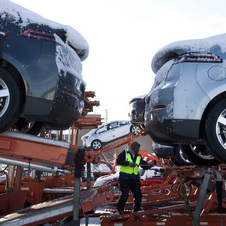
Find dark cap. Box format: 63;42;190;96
130;141;141;155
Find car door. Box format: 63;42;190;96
117;121;131;137
104;121;120;141
109;121;129;140
95;125;108;142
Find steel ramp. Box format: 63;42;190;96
0;195;74;225
0;185;118;225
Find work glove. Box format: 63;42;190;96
128;162;138;167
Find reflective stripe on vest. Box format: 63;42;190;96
120;149;141;175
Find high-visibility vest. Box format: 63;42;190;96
120;149;141;175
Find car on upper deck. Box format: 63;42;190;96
128;95;146;127
81;120;141;150
145;33;226;165
0;0;89;134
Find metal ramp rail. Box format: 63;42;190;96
0;184;118;225
0;166;224;225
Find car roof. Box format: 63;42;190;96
82;120;130;136
0;0;89;61
151;33;226;73
129;94;147;104
105;120;130;125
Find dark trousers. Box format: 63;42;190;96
116;178;142;212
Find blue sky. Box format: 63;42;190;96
10;0;226;122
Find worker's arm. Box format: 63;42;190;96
140;157;155;170
116;151;130;166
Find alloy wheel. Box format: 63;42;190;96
0;78;10;117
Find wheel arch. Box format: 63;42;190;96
0;59;26;108
200;91;226;138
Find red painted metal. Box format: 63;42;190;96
99;165;226;225
0;115;225;226
0;132;69;166
0;192;26;216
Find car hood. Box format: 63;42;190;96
151;33;226;74
81;128;97;139
0;0;89;61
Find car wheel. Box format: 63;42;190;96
0;68;23;132
13;118;44;135
171;146;192;166
91;139;102;150
180;145;220;166
204;99;226;163
130;125;140;135
19;121;43;135
170;158;182;166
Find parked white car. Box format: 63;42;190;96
94;167;163;187
81;120;140;150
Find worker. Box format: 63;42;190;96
116;141;155;214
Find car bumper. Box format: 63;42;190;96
145;82;202;145
130;115;144;125
145;114;201;145
82;140;91;148
152;147;175;158
46;88;84;129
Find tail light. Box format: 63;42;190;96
19;30;55;42
64;89;79;99
153;105;166;110
175;52;222;63
138;99;145;103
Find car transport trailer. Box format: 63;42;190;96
0;164;224;225
0;129;105;225
100;165;226;226
0;129;225;225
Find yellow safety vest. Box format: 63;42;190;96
120;149;141;175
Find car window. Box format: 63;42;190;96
119;121;129;126
96;126;107;134
108;122;119;130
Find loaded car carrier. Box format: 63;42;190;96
0;126;224;226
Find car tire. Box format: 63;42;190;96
13;118;44;135
204;99;226;163
20;121;43;135
130;125;140;135
180;145;220;166
171;146;192;166
0;67;23;132
170;157;182;166
91;139;103;150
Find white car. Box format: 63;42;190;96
94;167;163;187
81;120;140;150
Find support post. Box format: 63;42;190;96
179;177;194;226
6;165;15;191
85;162;91;226
194;170;211;226
87;162;91;190
14;166;23;192
72;147;85;226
